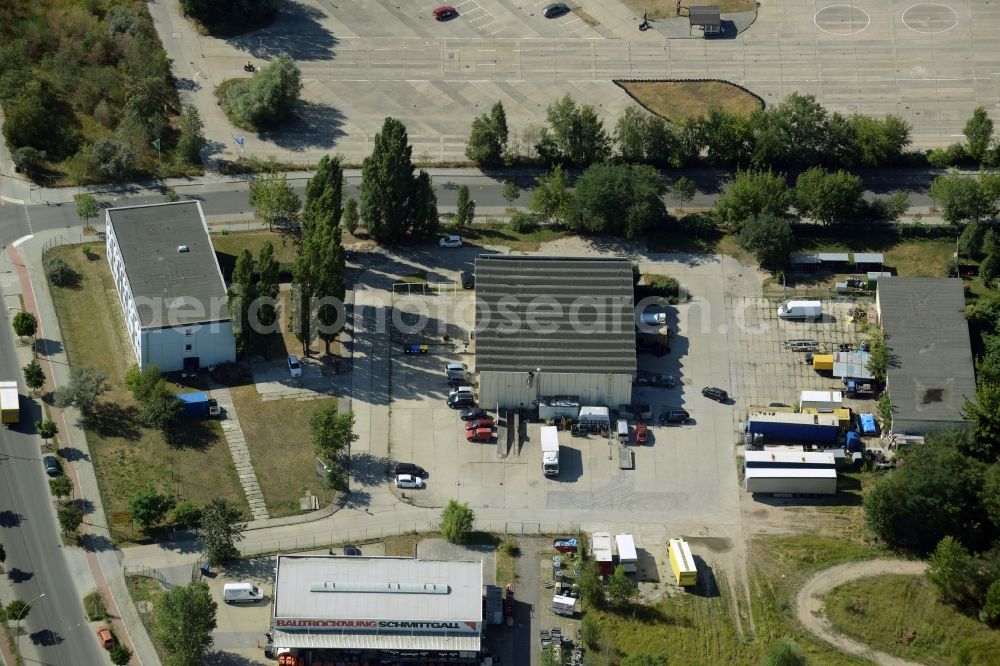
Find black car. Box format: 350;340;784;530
459;408;488;421
701;386;728;402
461;272;474;289
394;463;428;478
542;2;570;18
43;455;62;477
344;544;362;556
660;409;691;424
448;393;475;408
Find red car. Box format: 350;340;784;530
465;417;494;430
466;427;493;442
635;423;649;445
433;5;458;20
96;625;115;650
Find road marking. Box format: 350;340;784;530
12;235;33;248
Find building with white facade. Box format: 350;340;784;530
106;201;235;372
474;256;636;410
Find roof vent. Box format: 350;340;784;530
177;245;190;253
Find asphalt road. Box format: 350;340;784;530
0;307;108;666
0;167;949;246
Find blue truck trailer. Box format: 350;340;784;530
178;392;220;419
747;413;840;443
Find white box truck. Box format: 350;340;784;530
540;425;559;477
615;533;638;574
0;381;19;426
778;300;822;320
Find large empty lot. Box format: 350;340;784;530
152;0;1000;162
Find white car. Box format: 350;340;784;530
287;354;302;378
395;474;425;489
448;385;474;396
445;362;468;375
439;235;463;248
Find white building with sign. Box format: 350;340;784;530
271;554;484;662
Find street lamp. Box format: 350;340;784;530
16;592;45;660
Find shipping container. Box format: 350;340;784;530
747;413;840;443
744;467;837;495
615;534;638;574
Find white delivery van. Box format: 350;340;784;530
223;583;264;604
616;419;630;443
777;300;822;320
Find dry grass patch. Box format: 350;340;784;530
47;246;248;539
210;230;299;266
617;81;762;122
230;388;335;518
620;0;756;18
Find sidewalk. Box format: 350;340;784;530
5;230;160;666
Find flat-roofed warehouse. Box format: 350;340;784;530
271;555;483;662
875;277;976;435
474;256;637;410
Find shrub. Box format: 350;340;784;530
172;500;203;529
44;257;79;288
501;540;521;558
506;211;538;234
224;55;302;129
83;591;109;621
579;614;599;648
981;254;1000;285
762;639;807;666
440;500;475;544
927;143;966;167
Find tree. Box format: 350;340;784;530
23;359;44;394
736;213;794;270
224;55;302;129
538;94;610;166
748;93;832;169
75;194;100;229
361;117;416;244
49;475;72;499
929;172;991;224
465;101;508;166
794;167;864;225
849;113;912;167
866;330;889;384
962;383;1000;460
44;257;78;288
698;108;753;167
980;254;1000;285
154;582;217;666
109;643;133;666
176;105;206;166
529;165;571;224
620;654;667;666
672;176;697;210
58;503;84;534
605;564;638;610
565;163;665;238
12;311;36;340
925;536;978;608
957;222;986;258
128;488;176;528
614;106;681;164
53;366;109;415
11;147;47;174
964;107;994;164
501;179;519;209
454;184;475;227
981;579;1000;625
408;169;439;239
576;558;603;607
199;498;247;565
90;138;136;181
255;241;280;357
579;614;599;648
179;0;281;27
762;639;807;666
309;403;357;460
864;437;987;552
249;169;301;231
985;463;1000;535
36;418;58;446
125;365;163;403
440;499;475;544
172;500;203;529
6;599;30;622
713;170;790;228
343;197;360;235
228;249;255;355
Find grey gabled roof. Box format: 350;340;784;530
107;201;229;329
474;256;636;374
877;278;976;431
854;252;885;264
689;5;721;25
817;252;850;263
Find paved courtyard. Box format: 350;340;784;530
149;0;1000;163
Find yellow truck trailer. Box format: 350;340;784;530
811;354;834;372
0;381;19;425
668;538;698;587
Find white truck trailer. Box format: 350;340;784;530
540;425;560;477
0;381;19;425
744;467;837;495
615;534;638;574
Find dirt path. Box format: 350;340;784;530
796;559;928;666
